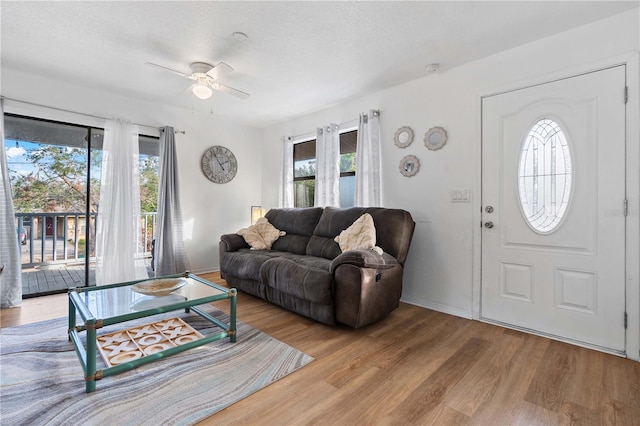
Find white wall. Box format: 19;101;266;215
2;70;261;274
260;10;640;355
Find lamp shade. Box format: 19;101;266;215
192;82;213;99
251;206;265;225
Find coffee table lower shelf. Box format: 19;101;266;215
68;273;237;393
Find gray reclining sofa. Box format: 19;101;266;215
219;206;415;328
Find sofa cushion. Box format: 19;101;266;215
334;213;383;255
223;275;267;300
306;207;415;264
221;249;286;281
260;257;333;305
307;207;368;260
265;207;323;255
270;234;313;256
305;235;341;260
265;288;336;326
237;217;285;250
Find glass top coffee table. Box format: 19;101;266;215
68;272;237;392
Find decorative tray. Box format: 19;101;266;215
130;294;187;312
97;317;204;367
132;278;187;296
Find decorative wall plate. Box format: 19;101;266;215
393;126;414;148
399;155;420;177
424;126;448;150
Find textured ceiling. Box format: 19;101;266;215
1;1;637;128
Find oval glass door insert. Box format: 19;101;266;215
518;118;573;233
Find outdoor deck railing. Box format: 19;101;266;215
15;212;157;268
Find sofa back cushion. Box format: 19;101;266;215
306;208;363;260
265;207;323;255
306;207;415;264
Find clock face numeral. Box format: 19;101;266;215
201;145;238;183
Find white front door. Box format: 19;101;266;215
481;66;627;353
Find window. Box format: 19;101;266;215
518;118;572;233
293;130;357;208
293;140;316;208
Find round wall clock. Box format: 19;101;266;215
201;145;238;184
399;155;420;177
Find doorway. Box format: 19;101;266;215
480;66;627;354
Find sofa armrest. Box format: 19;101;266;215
333;262;404;328
330;250;399;273
220;233;250;252
219;234;249;280
331;250;403;328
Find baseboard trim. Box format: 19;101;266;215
400;296;473;320
189;267;219;275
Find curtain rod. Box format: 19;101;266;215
1;96;184;134
160;128;186;135
289;109;380;141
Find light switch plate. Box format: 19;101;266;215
451;189;470;202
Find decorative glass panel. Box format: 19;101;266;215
518;119;572;233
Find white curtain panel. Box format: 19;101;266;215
315;123;340;207
95;119;148;285
0;98;22;307
155;126;189;276
279;136;294;208
355;110;382;207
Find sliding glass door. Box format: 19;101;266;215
4;114;158;297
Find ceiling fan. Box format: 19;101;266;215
145;61;250;100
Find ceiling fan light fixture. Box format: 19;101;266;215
192;81;213;99
145;61;249;99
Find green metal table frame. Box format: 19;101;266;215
68;272;237;393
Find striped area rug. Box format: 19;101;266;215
0;305;313;425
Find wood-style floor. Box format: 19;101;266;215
2;272;639;425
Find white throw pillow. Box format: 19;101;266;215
237;217;286;250
334;213;383;255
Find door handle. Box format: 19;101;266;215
484;221;494;229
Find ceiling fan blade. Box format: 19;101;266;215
205;62;233;79
145;62;192;79
210;82;250;99
179;83;196;96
